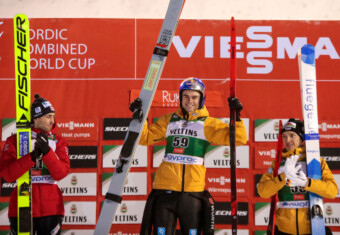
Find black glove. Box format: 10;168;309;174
228;97;243;121
129;98;143;122
36;132;50;155
31;142;42;162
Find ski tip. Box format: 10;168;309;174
300;44;315;66
231;17;235;32
14;13;28;19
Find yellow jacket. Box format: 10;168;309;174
139;106;247;192
257;147;338;234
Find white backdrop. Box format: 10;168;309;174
0;0;339;20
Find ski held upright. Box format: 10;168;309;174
298;44;325;235
14;14;33;234
267;120;283;235
94;1;186;234
229;16;238;235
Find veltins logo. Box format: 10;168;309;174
326;205;333;216
121;203;127;213
70;204;77;214
223;148;230;158
71;175;77;186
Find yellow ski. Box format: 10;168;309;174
14;14;32;234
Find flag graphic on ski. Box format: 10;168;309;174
298;44;325;235
14;14;33;234
94;0;186;234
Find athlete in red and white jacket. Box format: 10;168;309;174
0;94;70;235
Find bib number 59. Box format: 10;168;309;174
172;136;189;148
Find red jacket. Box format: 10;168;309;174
0;127;70;218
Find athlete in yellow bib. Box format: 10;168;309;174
257;118;338;235
131;77;247;235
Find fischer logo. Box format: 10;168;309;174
15;16;30;121
69;154;96;160
324;156;340;161
57;121;95;130
68;146;97;168
172;26;339;74
320;122;340;131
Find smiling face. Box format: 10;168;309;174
181;90;201;113
282;131;302;151
33;113;55;132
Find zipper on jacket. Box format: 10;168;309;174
181;164;185;192
296;208;299;235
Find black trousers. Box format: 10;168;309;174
9;215;63;235
152;191;203;235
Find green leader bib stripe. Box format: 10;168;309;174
14;14;32;234
165;115;210;162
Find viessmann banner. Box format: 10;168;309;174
0;19;340;80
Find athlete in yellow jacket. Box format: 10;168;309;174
257;118;338;235
139;105;247;192
133;77;247;235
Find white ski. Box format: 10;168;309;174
298;44;325;235
94;0;185;234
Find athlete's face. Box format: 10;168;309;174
33;113;55;132
181;90;201;113
282;131;302;151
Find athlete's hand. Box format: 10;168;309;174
129;98;142;112
36;132;50;155
31;142;42;162
129;98;143;122
228;97;243;121
288;170;308;187
284;155;301;185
